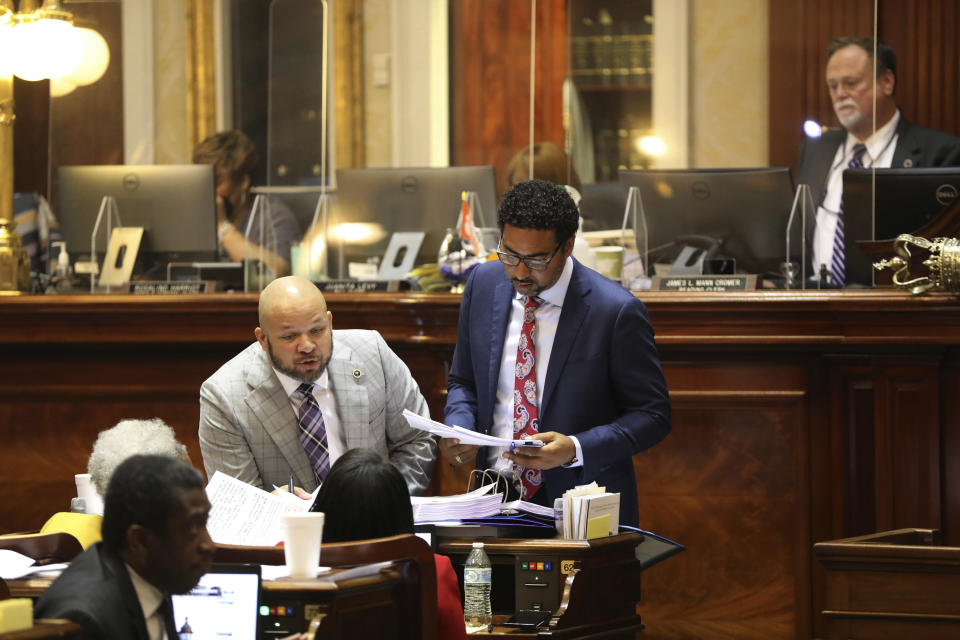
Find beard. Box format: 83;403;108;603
267;336;333;383
834;98;866;130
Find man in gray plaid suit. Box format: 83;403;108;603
199;276;436;495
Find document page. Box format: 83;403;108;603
205;471;314;546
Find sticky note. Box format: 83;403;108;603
0;598;32;633
585;514;611;540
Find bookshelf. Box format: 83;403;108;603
568;0;654;182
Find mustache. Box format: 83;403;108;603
834;99;858;110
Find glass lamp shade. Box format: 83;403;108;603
11;17;81;81
67;27;109;86
50;76;76;97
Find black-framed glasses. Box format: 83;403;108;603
496;238;563;271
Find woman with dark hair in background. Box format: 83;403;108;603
504;142;582;193
311;449;467;640
194;130;301;277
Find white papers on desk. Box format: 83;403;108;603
401;410;514;447
205;472;318;546
0;549;68;580
502;499;555;518
410;483;504;523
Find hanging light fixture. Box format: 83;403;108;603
3;0;109;90
9;0;81;81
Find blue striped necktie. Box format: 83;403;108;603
296;383;330;481
832;143;867;286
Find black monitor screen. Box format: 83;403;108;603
58;165;219;270
618;167;795;275
333;166;497;270
843;167;960;240
578;182;627;232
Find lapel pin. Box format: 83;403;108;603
903;158;914;168
353;368;362;379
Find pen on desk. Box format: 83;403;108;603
288;475;295;494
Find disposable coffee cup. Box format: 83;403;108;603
282;512;324;580
594;246;625;280
75;473;104;515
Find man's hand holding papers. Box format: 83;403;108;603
402;409;552;469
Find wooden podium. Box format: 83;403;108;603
439;532;647;639
814;528;960;639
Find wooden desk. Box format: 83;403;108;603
4;290;960;638
9;567;410;640
261;569;406;640
439;533;645;639
814;528;960;639
0;621;82;640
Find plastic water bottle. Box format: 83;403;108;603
463;541;492;633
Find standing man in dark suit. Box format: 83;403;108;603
441;179;671;527
796;36;960;286
35;455;215;640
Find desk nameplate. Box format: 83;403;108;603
127;281;218;294
652;274;758;292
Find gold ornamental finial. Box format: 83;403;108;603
874;234;960;295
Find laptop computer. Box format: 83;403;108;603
172;563;261;640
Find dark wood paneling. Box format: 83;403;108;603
2;290;960;638
450;0;567;194
768;0;873;171
880;0;960;137
636;384;808;639
13;77;51;196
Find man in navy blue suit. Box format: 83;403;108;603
442;179;671;526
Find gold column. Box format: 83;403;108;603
0;5;30;294
186;0;216;151
333;0;365;169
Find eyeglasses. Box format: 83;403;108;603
496;238;563;271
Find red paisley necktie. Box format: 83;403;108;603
512;296;542;500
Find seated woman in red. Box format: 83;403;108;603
311;448;467;640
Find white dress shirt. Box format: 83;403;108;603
812;110;900;277
127;563;167;640
274;367;345;472
488;256;583;476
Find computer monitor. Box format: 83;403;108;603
58;165;219;274
618;167;796;275
172;563;261;640
578;182;628;232
332;166;498;273
839;167;960;287
843;166;960;237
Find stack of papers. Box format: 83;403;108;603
561;482;620;540
502;499;555;518
411;484;504;523
205;472;320;546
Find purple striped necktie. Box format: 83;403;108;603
832;143;867;286
296;383;330;481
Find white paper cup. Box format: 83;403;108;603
282;512;324;579
74;473;104;515
594;246;625;280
